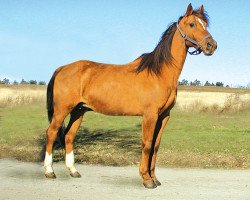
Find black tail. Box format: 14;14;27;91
47;71;66;148
46;72;55;123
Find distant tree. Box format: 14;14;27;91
204;81;212;86
216;82;224;87
29;80;37;85
0;78;10;84
179;79;189;86
20;79;28;84
190;79;201;86
247;82;250;89
226;85;230;88
13;80;19;85
38;81;46;85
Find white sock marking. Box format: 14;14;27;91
66;151;77;173
197;18;206;30
44;152;53;173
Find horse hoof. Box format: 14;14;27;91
70;171;81;178
45;172;56;179
154;179;161;186
143;180;157;189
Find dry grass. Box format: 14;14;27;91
0;85;46;107
178;85;250;94
176;92;250;113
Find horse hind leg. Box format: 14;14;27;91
65;104;86;177
44;108;69;178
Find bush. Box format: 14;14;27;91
216;82;224;87
190;79;201;86
20;79;29;84
29;80;37;85
179;79;189;86
38;81;46;85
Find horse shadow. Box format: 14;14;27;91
39;124;142;162
75;126;141;150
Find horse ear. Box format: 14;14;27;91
185;3;193;16
198;5;204;13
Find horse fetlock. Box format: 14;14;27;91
65;151;80;177
67;163;81;178
44;152;54;175
67;165;78;173
44;164;53;172
140;170;152;181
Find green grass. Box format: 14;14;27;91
0;102;250;168
0;104;48;143
164;110;250;154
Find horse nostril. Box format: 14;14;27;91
207;42;212;49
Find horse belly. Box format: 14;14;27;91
84;87;143;116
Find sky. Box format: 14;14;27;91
0;0;250;86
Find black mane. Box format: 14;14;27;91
135;22;177;75
135;9;209;75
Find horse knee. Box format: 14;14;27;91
46;128;56;142
142;141;152;153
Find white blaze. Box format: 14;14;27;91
44;152;53;173
66;151;77;173
197;18;206;30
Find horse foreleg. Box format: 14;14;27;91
140;113;158;189
65;108;84;178
149;115;170;186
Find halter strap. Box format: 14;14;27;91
176;23;211;55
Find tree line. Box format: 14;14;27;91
178;79;229;87
0;78;46;85
1;77;249;88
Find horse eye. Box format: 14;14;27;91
189;22;195;28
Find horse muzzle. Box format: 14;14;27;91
201;38;217;56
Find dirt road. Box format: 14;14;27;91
0;159;249;200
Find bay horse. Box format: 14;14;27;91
44;3;217;189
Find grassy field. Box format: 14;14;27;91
0;85;250;168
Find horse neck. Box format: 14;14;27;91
161;29;187;82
